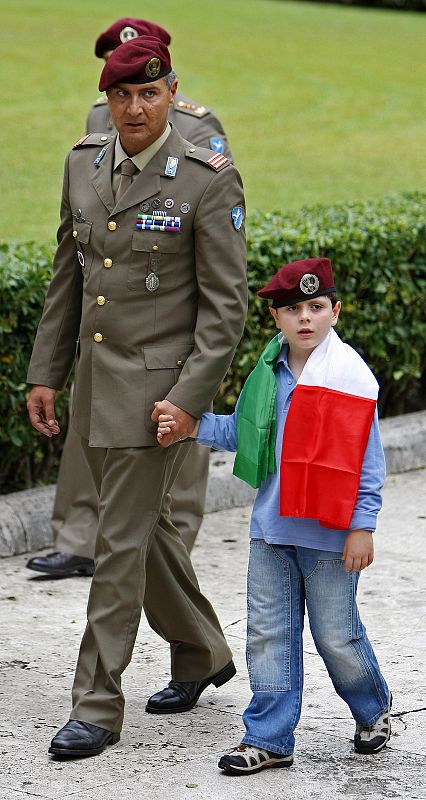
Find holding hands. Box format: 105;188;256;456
152;400;198;447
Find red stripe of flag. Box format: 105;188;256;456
280;384;376;530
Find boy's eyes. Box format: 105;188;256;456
286;303;324;312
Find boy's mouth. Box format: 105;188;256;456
298;328;313;335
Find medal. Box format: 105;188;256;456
146;273;160;292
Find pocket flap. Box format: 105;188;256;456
132;231;181;254
74;220;92;244
144;344;194;369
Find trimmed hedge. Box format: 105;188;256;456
300;1;426;10
1;191;425;492
0;243;70;493
218;192;426;416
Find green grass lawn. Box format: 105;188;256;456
1;0;425;241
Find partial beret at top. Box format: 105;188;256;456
95;17;171;58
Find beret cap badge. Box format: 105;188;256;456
146;57;161;78
300;274;320;295
119;26;139;43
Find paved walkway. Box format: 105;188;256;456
0;468;425;799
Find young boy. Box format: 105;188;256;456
157;258;391;776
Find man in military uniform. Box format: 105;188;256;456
27;16;232;580
27;37;247;757
87;17;232;159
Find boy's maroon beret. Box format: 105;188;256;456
95;18;171;58
257;258;335;308
99;37;172;92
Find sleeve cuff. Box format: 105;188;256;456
349;512;377;532
196;413;217;447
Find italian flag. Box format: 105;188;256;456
280;329;379;530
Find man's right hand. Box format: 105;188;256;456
27;385;60;438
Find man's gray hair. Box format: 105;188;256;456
165;70;177;89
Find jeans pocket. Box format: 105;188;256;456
246;541;291;691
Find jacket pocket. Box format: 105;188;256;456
144;343;194;432
129;231;182;291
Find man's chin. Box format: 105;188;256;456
120;130;150;155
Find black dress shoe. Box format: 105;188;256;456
145;660;236;714
48;720;120;757
26;552;95;577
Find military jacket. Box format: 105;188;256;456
27;126;247;448
86;92;233;161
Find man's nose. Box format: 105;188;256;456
128;96;143;116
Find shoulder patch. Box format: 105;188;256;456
73;133;112;149
185;146;230;172
94;96;108;106
175;99;209;118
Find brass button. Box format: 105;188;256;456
72;230;78;238
176;360;183;366
93;332;103;343
107;221;117;231
97;296;106;306
100;136;108;142
152;244;159;251
103;258;113;268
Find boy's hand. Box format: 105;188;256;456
157;414;177;445
342;530;374;573
152;400;197;447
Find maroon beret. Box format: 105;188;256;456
257;258;335;307
95;18;171;58
99;37;172;92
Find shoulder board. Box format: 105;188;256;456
175;99;210;118
185;145;229;172
94;96;108;106
73;133;112;149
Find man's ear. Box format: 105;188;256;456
169;79;178;104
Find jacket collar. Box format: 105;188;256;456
91;125;187;215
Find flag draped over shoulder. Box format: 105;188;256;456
233;334;282;488
280;329;378;530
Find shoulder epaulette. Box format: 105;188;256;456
175;99;210;119
185;145;229;172
73;133;112;149
94;96;108;107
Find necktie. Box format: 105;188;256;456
115;158;139;203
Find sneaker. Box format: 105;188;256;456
354;694;392;754
218;743;293;775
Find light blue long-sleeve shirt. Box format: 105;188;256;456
197;343;386;553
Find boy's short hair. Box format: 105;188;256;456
325;290;338;308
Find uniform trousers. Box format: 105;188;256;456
70;438;232;733
52;422;210;555
241;540;390;755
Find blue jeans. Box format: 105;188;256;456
242;540;390;755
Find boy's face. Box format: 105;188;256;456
269;295;341;356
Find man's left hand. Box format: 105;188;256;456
151;400;196;447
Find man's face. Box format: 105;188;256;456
269;296;341;356
107;78;177;156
